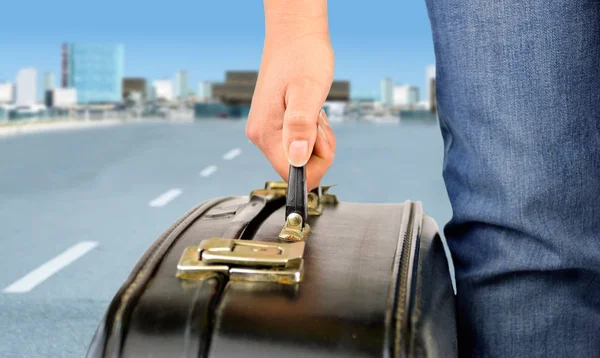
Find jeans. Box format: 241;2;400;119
424;1;600;356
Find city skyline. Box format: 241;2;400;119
0;62;433;107
1;46;433;102
0;0;435;100
1;62;434;110
0;50;434;105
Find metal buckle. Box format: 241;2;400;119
177;238;305;284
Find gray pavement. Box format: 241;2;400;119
0;118;452;357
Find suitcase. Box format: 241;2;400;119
87;179;457;358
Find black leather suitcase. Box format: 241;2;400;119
87;180;457;358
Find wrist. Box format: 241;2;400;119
264;0;329;42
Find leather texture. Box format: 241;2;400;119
87;194;457;358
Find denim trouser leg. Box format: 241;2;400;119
425;1;600;356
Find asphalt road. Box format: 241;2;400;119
0;118;452;357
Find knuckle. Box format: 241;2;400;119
320;145;335;163
322;151;335;164
284;112;317;131
245;123;261;143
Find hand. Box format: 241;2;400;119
246;32;336;191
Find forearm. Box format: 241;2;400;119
263;0;329;41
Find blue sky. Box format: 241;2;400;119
0;0;435;100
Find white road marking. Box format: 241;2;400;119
149;188;182;207
223;147;242;160
200;165;218;177
3;241;99;293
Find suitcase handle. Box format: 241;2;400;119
285;165;308;227
249;183;338;217
279;165;310;242
247;176;339;242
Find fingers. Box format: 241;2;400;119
305;109;335;190
316;109;336;154
282;79;330;168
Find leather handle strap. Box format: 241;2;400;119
285;165;308;225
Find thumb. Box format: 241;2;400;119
282;81;329;167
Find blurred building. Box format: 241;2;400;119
128;92;143;103
152;80;174;102
212;70;350;105
197;81;213;102
62;43;125;104
122;78;146;100
212;71;257;105
429;79;437;113
426;65;436;112
0;83;14;104
146;83;155;102
194;102;250;119
44;72;55;91
328;81;350;101
322;101;347;121
45;88;77;108
380;78;394;108
393;85;419;108
416;100;430;110
175;71;188;101
16;68;37;106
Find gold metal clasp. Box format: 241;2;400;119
250;181;339;217
307;185;339;216
177;238;305;284
249;181;287;198
278;212;311;242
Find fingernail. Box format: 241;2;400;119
288;140;309;167
318;123;328;143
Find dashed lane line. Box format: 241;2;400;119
223;147;242;160
3;241;99;293
149;188;182;207
200;165;218;177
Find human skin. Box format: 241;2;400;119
246;0;336;191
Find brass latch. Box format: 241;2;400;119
177;238;305;284
278;212;311;242
248;181;287;198
307;185;339;216
250;181;338;217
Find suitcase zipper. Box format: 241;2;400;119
387;201;423;358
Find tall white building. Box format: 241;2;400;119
0;83;15;104
152;80;174;102
175;71;188;100
49;88;77;108
380;78;394;108
393;85;420;108
16;68;37;106
425;65;436;109
197;81;212;102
